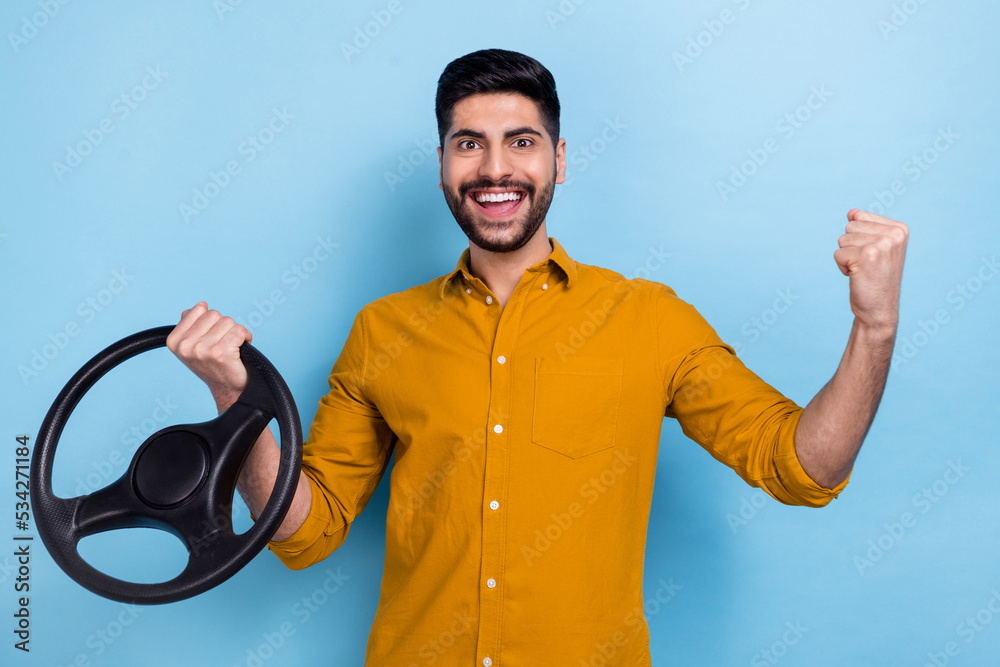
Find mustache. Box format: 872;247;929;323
458;179;536;200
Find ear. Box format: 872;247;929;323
437;145;443;191
554;138;567;185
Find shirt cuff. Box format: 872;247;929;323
768;408;851;507
251;472;346;570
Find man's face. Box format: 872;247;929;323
438;93;567;253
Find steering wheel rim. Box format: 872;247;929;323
30;325;302;605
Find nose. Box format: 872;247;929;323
478;145;514;182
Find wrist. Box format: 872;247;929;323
852;317;897;344
210;385;243;413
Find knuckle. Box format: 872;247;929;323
191;340;213;359
862;245;881;262
176;339;195;358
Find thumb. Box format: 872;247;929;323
834;247;853;276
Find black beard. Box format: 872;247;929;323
443;170;556;253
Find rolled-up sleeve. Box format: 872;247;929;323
266;306;396;569
655;284;849;507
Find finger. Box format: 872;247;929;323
833;246;859;276
191;315;244;361
223;321;252;349
838;232;886;249
179;301;206;320
845;219;900;236
207;316;252;349
847;222;909;251
848;208;908;231
174;309;224;357
167;301;209;351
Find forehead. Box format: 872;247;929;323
447;93;547;137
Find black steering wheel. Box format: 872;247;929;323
30;325;302;605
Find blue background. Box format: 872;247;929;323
2;1;998;665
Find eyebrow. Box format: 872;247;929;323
448;126;544;143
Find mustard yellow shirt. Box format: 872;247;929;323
267;236;849;666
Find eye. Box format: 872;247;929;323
458;139;480;151
512;137;534;148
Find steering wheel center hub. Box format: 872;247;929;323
134;431;209;508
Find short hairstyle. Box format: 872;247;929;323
435;48;560;149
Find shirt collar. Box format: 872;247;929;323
438;236;578;299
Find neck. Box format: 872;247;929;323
468;225;552;308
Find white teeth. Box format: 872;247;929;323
475;191;522;203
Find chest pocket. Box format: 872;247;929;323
531;356;623;459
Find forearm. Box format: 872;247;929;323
794;319;896;488
213;389;312;543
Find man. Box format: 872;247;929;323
167;49;908;665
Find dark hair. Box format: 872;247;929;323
435;48;560;149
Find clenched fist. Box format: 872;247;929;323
165;302;252;408
834;209;909;333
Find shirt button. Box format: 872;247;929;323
486;295;493;304
483;659;492;667
497;355;506;364
486;578;496;589
466;288;472;294
541;283;548;290
489;500;499;511
493;424;503;434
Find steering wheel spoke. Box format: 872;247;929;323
198;402;273;475
73;474;153;539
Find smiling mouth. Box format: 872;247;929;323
468;189;527;219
